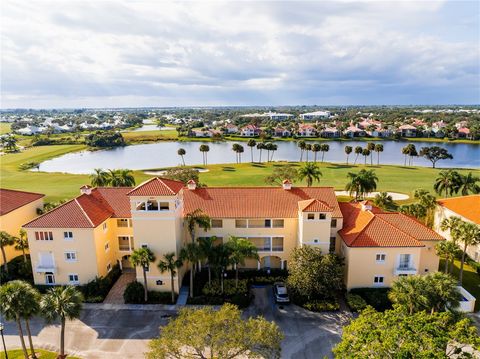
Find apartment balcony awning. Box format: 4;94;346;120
35;264;56;273
394;267;417;276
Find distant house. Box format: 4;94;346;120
398;124;417;137
191;129;222;138
297;124;317;137
240;112;293;121
457;127;471;139
225;124;238;134
369;127;392;138
274;127;291;137
300;111;331;120
16;125;45;136
344;125;366;138
240;125;261;137
320;127;341;138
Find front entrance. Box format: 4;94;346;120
45;272;55;284
121;255;132;269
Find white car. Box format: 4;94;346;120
273;282;290;303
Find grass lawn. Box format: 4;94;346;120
0;349;80;359
0;122;12;135
439;259;480;311
122;129;178;143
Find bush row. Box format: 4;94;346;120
349;288;392;311
123;281;178;304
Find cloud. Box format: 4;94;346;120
0;0;478;108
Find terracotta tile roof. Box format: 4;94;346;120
128;178;184;196
0;188;44;216
298;199;333;212
437;195;480;224
183;187;341;218
23;187;132;228
339;202;443;247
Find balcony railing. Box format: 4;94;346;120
394;267;417;276
119;245;132;251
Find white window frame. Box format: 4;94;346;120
64;251;77;262
63;231;73;240
319;213;327;220
45;273;55;285
307;213;315;220
105;241;110;252
373;275;385;286
376;253;386;263
68;273;79;284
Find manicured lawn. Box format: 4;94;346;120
122;129;178;143
0;122;12;135
0;349;80;359
439;259;480;311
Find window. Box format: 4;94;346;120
105;242;110;252
376;254;386;263
265;219;271;228
35;231;53;241
64;231;73;240
107;263;112;272
136;202;146;211
248;219;265;228
45;273;55;285
329;237;336;253
117;219;130;227
313;239;319;244
211;219;223;228
331;219;337;228
307;213;315;220
399;254;411;269
141;244;148;249
65;252;77;261
68;274;79;284
319;213;327;220
235;219;247;228
159;202;169;210
102;223;107;231
146;200;159;211
272;237;283;252
272;219;284;228
373;276;384;285
118;236;131;251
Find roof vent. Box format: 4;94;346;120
80;185;92;195
360;201;372;211
187;180;197;190
282;179;292;190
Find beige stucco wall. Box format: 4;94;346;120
418;241;441;275
0;198;43;265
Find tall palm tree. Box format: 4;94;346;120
22;283;41;359
256;142;265;163
268;143;278;161
297;140;306;162
434;170;461;198
130;247;156;302
413;189;437;225
344;145;352;165
320;144;330;163
435;241;459;274
90;168;109;187
440;216;463;272
210;244;232;294
226;236;259;288
180;242;201;298
157;252;183;304
198;236;217;285
177;148;186;166
345;169;379;201
456;221;480;285
199;144;210;166
237;144;244;163
184;209;211;243
304;144;312;162
41;286;83;359
247;139;256;162
361;148;370;165
457;172;480;195
407;144;418;166
298;162;322;187
388;275;428;315
372;192;396;211
367;142;375;165
423;272;460;314
15;229;29;263
311;144;321;162
117;169;136;186
353;146;362;165
232;143;241;163
374;143;384;165
0;231;14;273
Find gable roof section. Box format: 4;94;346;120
339;202;442;247
95;187;132;218
0;188;45;216
183;187;341;218
298;199;333;212
128;178;184;196
437;195;480;224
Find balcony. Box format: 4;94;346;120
119;244;132;251
35;263;56;273
394;267;417;276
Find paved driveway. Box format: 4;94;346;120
244;286;351;359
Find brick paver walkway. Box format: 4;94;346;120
103;270;136;304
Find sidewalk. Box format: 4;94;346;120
176;286;189;306
103;270;136;304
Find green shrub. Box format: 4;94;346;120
85;296;104;303
147;291;177;304
346;294;367;312
0;255;33;283
349;288;392;311
250;276;286;285
303;299;340;312
202;279;248;297
124;281;145;304
187;296;224;305
79;264;121;302
226;293;252;308
18;161;40;170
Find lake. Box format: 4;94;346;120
38;140;480;174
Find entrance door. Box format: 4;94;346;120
45;272;55;284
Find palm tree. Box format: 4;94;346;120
353;146;362;165
374;143;384;165
345;169;379;200
210;244;232;294
15;229;29;263
117;169;136;186
184;209;211;243
130;247;156;302
198;236;217;285
401;145;410;166
199;144;210;166
22;283;41;359
226;236;259;288
434;170;461;198
457;172;480;195
305;144;312;162
372;192;396;211
90;168;109;187
440;216;463;272
456;221;480;285
41;286;83;359
180;242;201;298
237;144;244;163
157;252;183;304
320;144;330;163
361;148;370;165
344;146;353;165
423;272;460;313
232;143;241;163
268;143;278;161
407;144;418;166
0;231;14;273
388;275;428;314
256;142;265;163
311;144;321;162
435;241;459;274
297;140;306;162
177;148;186;166
367;142;375;165
0;280;39;359
247;139;256;162
298;162;322;187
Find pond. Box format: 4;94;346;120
38;140;480;174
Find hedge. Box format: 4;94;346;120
349;287;392;311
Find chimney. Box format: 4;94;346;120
187;180;197;190
282;179;292;190
360;201;372;211
80;185;92;195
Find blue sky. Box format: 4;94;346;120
1;0;479;108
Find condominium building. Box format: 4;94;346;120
23;179;443;292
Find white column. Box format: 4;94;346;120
257;260;261;270
281;260;284;270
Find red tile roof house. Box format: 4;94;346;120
397;124;417;137
240;124;261;137
22;179;444;293
296;124;317;137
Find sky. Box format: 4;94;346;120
1;0;479;109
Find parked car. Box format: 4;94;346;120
273;282;290;303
